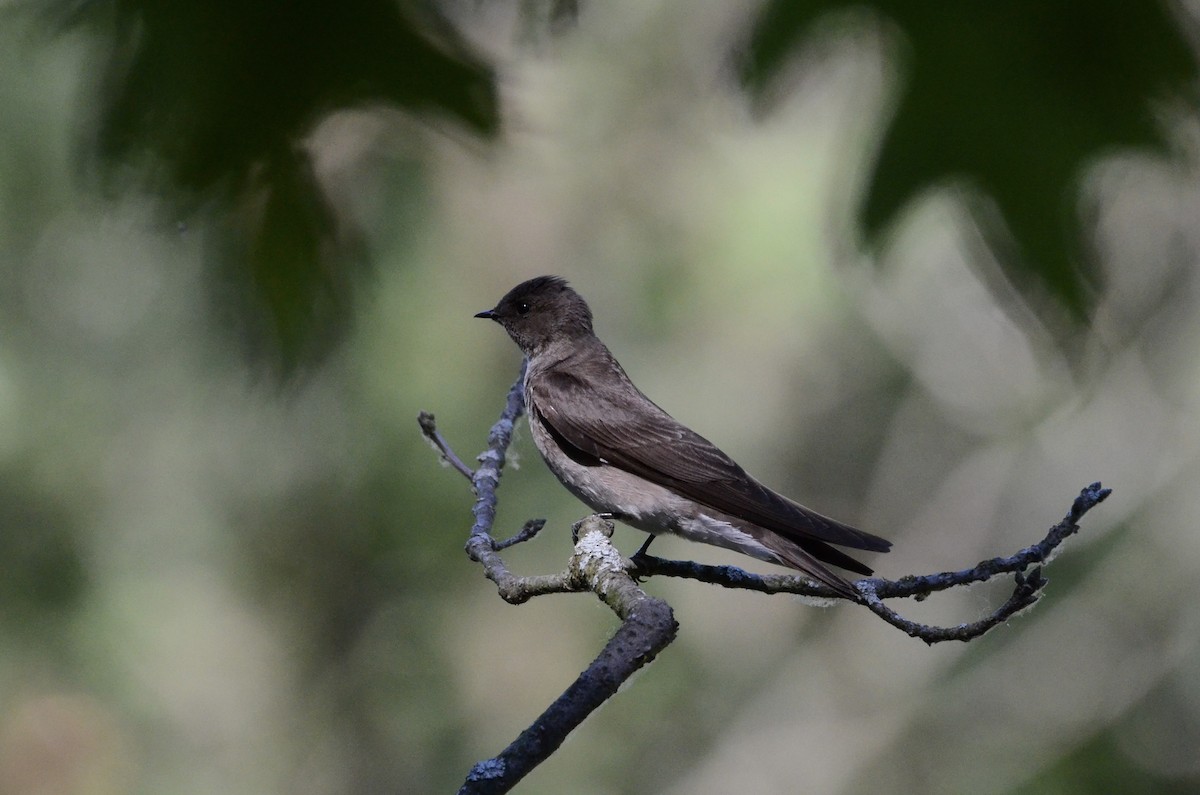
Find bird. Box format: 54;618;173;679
475;275;890;600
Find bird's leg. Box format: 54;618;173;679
625;534;657;582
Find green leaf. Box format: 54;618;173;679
54;0;498;371
742;0;1197;315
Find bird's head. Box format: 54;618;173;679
476;275;594;355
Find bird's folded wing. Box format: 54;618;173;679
532;368;891;553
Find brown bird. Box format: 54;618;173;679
476;276;890;599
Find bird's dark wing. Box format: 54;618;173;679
530;363;891;572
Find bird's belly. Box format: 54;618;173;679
527;413;778;563
527;414;675;528
674;513;774;562
544;452;675;529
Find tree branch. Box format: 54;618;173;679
459;516;677;794
419;364;1110;791
417;411;475;479
421;363;678;792
630;481;1111;644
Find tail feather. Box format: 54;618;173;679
759;534;863;602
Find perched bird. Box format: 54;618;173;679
476;276;890;599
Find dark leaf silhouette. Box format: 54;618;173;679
742;0;1197;314
54;0;497;370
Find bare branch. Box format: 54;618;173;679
418;411;475;480
460;360;533;598
421;365;679;793
419;363;1111;792
857;567;1046;644
630;482;1111;644
460;517;677;794
494;518;547;551
419;367;577;606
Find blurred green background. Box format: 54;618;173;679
3;2;1200;793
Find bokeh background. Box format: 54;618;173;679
3;2;1200;793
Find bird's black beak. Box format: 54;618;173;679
474;309;497;320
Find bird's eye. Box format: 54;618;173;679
516;301;531;316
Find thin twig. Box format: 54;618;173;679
494;518;547;550
463;360;531;596
418;411;475;480
857;567;1046;644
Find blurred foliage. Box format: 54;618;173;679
0;469;87;627
50;0;498;370
4;2;1200;794
1020;732;1199;795
38;0;1199;370
741;0;1198;316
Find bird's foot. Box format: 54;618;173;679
627;534;658;581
